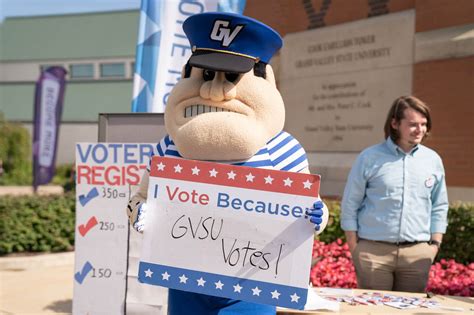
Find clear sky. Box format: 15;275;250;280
0;0;141;22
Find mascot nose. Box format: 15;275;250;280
200;73;237;101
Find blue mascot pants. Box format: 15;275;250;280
168;289;276;315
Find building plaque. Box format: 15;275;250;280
281;11;414;152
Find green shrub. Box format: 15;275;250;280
0;192;75;255
0;114;32;185
317;200;344;244
438;202;474;264
0;193;471;264
319;200;473;264
52;164;75;192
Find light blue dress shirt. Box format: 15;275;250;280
341;137;449;243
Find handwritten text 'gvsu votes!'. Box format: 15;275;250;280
152;184;310;276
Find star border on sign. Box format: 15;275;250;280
245;173;255;182
233;283;243;293
196;277;206;287
144;268;153;278
179;274;188;284
264;175;274;184
227;170;237;180
191;166;200;175
174;164;183;173
215;280;224;290
283;177;293;187
303;179;313;189
161;271;170;281
156;162;165;171
271;289;281;299
290;292;300;303
252;286;262;296
209;168;218;177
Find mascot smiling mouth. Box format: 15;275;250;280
184;104;239;117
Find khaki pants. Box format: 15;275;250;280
352;239;436;293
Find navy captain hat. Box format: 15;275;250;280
183;12;283;73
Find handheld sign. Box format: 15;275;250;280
138;156;320;309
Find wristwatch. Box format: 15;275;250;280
428;240;442;249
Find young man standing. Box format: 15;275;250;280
341;96;449;292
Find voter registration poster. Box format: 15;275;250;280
138;156;320;309
73;143;153;314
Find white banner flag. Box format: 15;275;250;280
131;0;246;113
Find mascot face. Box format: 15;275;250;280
165;65;285;161
164;12;285;161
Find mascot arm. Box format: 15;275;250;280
300;166;329;235
127;170;150;233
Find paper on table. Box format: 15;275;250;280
304;287;340;311
384;301;417;309
314;287;353;297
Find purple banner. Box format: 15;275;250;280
33;66;67;190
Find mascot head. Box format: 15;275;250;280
165;12;285;161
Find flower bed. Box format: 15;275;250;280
427;259;474;297
310;239;474;297
310;239;357;289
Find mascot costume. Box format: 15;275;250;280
127;12;328;315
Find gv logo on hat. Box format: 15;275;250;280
210;20;244;47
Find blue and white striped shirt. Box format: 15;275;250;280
148;130;309;173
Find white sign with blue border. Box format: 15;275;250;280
138;156;320;309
